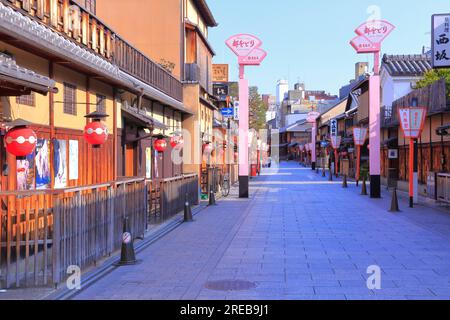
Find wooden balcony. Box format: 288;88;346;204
0;0;182;102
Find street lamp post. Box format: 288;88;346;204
350;20;395;198
226;34;267;198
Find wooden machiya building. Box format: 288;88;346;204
381;78;450;200
379;54;450;201
0;0;197;289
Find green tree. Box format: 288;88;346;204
249;86;267;130
415;68;450;89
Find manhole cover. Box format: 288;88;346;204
204;280;257;292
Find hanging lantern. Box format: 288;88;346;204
84;111;109;147
170;135;184;148
154;138;167;153
4;125;37;158
84;121;108;147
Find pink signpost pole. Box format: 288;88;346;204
350;20;395;198
226;34;267;198
307;112;320;170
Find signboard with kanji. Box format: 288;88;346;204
432;14;450;68
331;136;342;149
330;119;338;137
350;35;381;53
226;34;263;58
353;127;368;146
398;107;427;138
238;48;267;66
213;83;229;97
212;64;229;83
355;20;395;46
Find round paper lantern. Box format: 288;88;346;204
154;139;167;153
84;121;108;146
170;135;184;148
5;126;37;157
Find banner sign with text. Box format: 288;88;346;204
432;14;450;68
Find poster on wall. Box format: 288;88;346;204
35;139;51;190
145;147;152;179
69;140;79;180
17;153;35;191
54;139;67;189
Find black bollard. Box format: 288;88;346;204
361;177;368;196
184;193;194;222
342;175;348;188
115;217;138;266
389;188;400;213
208;185;217;206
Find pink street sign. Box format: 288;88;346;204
226;34;263;58
238;47;267;66
350;35;380;53
331;136;342;149
307;111;321;124
355;20;395;45
353;127;368;146
398;107;427;138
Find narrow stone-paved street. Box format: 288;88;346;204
72;162;450;300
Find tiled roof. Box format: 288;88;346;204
0;53;57;94
382;54;432;77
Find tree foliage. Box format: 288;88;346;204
249;86;268;131
227;83;268;131
415;68;450;89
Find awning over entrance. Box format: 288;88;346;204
0;53;57;96
121;105;167;131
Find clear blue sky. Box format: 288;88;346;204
208;0;449;96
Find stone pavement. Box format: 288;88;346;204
72;162;450;300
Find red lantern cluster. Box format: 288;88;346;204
154;138;167;153
5;126;37;157
84;121;108;146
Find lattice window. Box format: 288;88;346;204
63;82;77;115
16;93;35;107
96;94;106;113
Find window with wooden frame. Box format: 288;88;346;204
63;82;77;115
96;94;106;113
16;93;35;107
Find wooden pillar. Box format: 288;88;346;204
49;62;55;190
86;77;92;185
113;89;118;181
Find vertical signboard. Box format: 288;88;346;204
212;64;229;83
432;14;450;68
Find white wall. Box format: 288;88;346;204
381;73;420;107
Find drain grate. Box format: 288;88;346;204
204;280;257;292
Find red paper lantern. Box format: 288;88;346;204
84;121;108;146
5;126;37;157
170;136;184;148
154;139;167;153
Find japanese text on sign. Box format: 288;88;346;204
432;14;450;68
